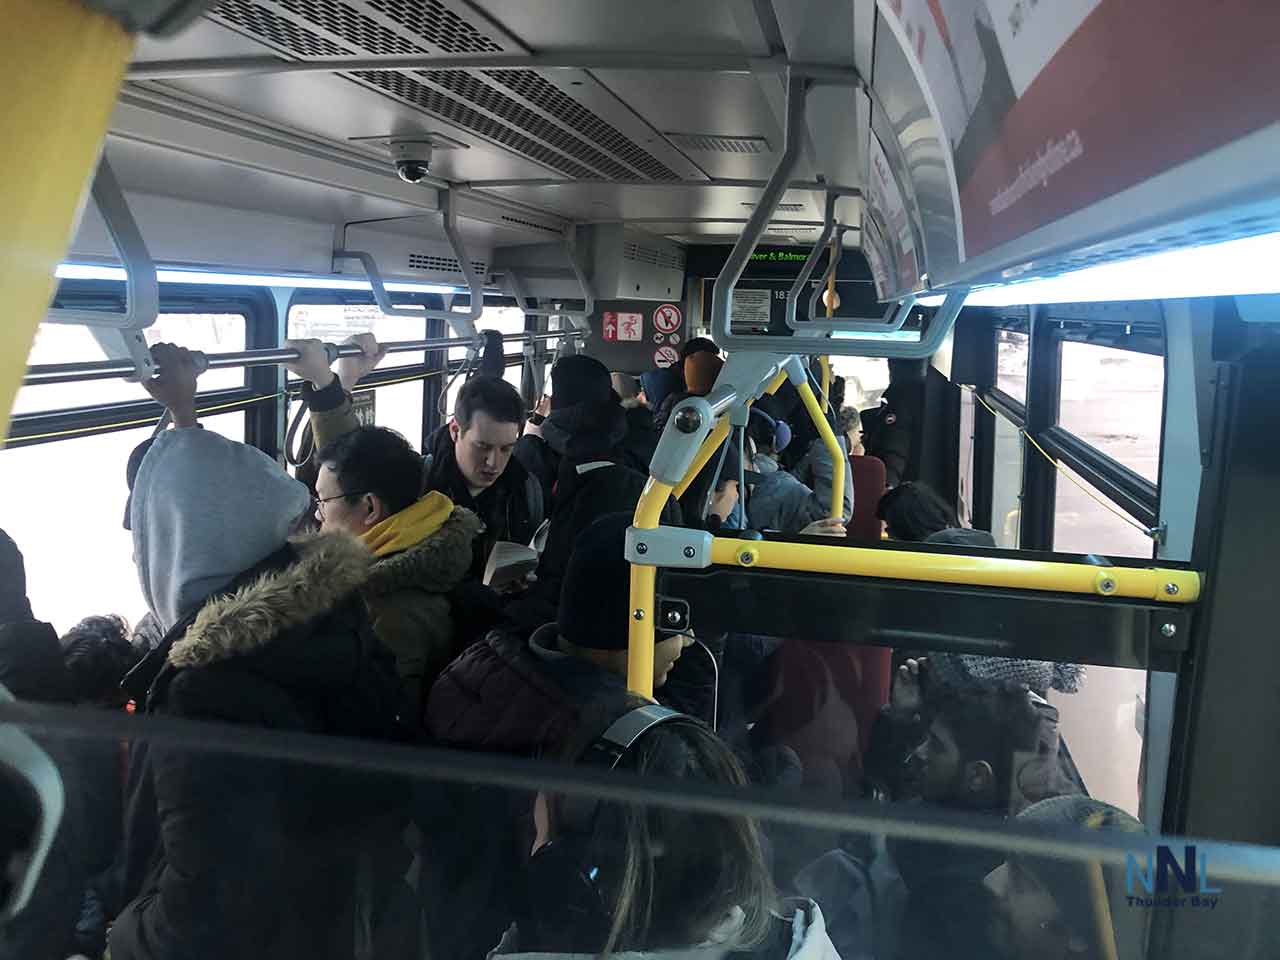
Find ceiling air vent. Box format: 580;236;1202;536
498;214;562;235
665;133;771;155
742;201;804;212
208;0;680;182
407;252;488;276
622;239;686;272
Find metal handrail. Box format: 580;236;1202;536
22;330;579;386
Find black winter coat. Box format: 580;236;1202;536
0;620;119;960
109;532;409;960
424;424;545;573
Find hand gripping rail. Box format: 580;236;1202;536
22;330;575;386
711;74;966;357
45;157;161;380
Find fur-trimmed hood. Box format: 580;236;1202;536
363;506;482;599
169;531;373;669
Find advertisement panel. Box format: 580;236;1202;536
878;0;1280;257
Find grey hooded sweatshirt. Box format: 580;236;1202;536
129;427;311;632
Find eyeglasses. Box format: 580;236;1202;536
313;491;370;520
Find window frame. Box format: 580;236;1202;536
7;281;276;450
971;303;1164;552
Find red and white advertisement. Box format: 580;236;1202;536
602;311;643;342
879;0;1280;258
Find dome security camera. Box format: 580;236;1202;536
390;138;434;184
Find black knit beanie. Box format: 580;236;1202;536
551;354;615;411
557;513;634;651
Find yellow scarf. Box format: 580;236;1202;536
360;491;454;558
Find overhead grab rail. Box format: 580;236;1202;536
45;157;161;381
333;192;482;345
782;192;908;335
711;74;966;358
22;330;578;387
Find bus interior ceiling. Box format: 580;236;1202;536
5;1;1280;956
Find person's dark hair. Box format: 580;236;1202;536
60;615;137;705
876;481;958;541
928;684;1040;807
0;529;31;624
544;703;775;955
317;426;423;516
679;337;719;363
455;375;525;431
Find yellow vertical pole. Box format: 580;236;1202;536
819;355;832;414
794;379;846;520
627;477;675;698
0;0;134;442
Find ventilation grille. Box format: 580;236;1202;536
365;0;501;53
207;0;679;181
407;251;488;275
623;240;685;271
499;213;562;235
486;70;677;181
743;201;804;212
666;132;771;154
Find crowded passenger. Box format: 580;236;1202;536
985;796;1145;960
0;531;120;960
494;704;840;959
654;350;742;527
612;369;660;471
745;407;847;535
877;480;996;547
509;356;681;631
59;615;136;708
311;425;483;714
110;344;408;960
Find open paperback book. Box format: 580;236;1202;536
482;519;550;589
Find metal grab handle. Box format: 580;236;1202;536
334;190;482;342
46;157;160;380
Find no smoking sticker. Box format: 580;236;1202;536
653;345;679;368
653;303;682;334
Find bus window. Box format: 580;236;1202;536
0;413;246;634
1052;465;1154;559
991;413;1023;548
995;329;1028;402
1049;664;1147;819
830;356;889;409
13;312;247;414
1058;342;1164;483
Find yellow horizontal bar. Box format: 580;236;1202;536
672;416;730;500
708;538;1201;603
765;369;787;395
